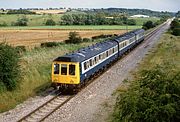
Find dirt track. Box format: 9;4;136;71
0;29;126;48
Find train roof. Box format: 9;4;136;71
54;40;117;62
54;29;145;63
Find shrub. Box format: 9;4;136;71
14;16;28;26
83;38;91;42
112;65;180;122
7;9;36;14
45;19;56;26
41;42;59;47
172;28;180;36
125;19;136;25
15;46;26;54
142;21;155;30
170;19;180;36
65;32;82;44
0;22;7;27
92;34;113;40
0;43;20;91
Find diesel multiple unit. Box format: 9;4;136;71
52;29;145;90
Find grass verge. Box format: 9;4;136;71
0;40;102;113
110;33;180;121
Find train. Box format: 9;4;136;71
51;29;145;91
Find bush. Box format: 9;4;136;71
112;65;180;122
172;28;180;36
65;32;82;44
41;42;59;47
92;34;114;40
0;43;20;91
125;19;136;25
7;9;36;14
15;46;26;54
142;21;155;30
45;19;56;26
0;22;7;27
170;19;180;36
14;16;28;26
83;38;91;42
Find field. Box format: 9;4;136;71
0;13;159;26
30;9;66;14
0;29;127;47
0;14;61;26
0;25;142;30
0;12;161;113
133;17;160;25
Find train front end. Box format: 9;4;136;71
52;56;80;90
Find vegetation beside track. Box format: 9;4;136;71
0;37;109;112
111;33;180;122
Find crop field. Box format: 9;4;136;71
0;29;127;47
30;9;66;14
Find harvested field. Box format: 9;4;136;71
30;10;66;14
0;29;126;48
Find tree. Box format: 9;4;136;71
142;21;155;30
14;16;28;26
45;19;56;26
65;31;82;44
170;19;180;36
0;43;20;91
112;65;180;122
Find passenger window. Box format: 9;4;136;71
69;64;75;75
106;51;108;57
99;55;101;60
54;64;59;74
94;57;97;63
61;64;67;75
84;62;87;70
90;59;92;66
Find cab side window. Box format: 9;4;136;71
54;64;59;74
69;64;75;75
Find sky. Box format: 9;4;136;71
0;0;179;12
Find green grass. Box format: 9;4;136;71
0;25;142;30
0;14;61;26
132;17;160;25
0;14;159;29
137;33;180;71
0;39;103;113
111;33;180;122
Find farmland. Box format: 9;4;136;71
0;29;127;47
0;13;159;26
0;9;162;113
0;14;61;26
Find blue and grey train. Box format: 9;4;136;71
52;29;145;90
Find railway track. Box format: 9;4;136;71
18;92;74;122
17;21;168;122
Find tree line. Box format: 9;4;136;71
60;13;136;25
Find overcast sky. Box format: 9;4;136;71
0;0;179;12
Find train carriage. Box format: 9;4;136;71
52;29;145;91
